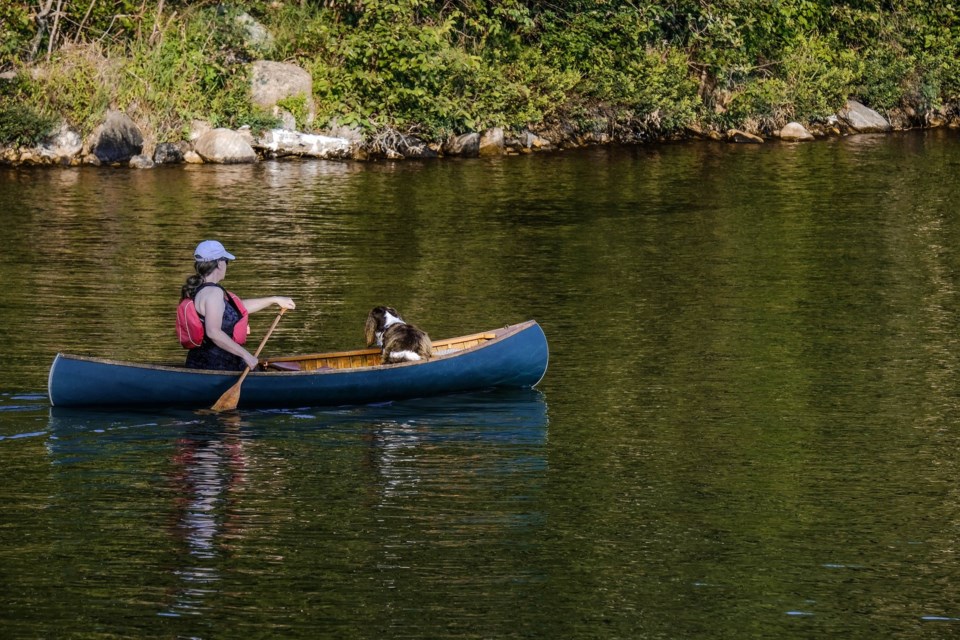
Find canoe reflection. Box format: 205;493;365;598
47;388;549;442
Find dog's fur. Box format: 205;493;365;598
365;306;433;364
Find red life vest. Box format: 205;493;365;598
176;285;249;349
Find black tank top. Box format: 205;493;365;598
184;283;245;371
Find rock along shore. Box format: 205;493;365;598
3;57;959;169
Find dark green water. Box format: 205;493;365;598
4;131;960;638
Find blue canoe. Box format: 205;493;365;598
48;320;548;409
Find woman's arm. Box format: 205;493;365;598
241;295;296;314
196;288;259;369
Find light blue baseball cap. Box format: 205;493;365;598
194;240;236;262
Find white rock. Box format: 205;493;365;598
193;128;257;164
780;122;814;141
255;129;352;159
479;127;505;156
838;100;891;133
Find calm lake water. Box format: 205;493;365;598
4;131;960;638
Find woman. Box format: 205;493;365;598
181;240;296;371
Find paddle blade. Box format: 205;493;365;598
210;369;249;412
209;308;286;412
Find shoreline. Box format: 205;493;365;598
2;98;958;169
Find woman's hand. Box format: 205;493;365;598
242;352;260;370
241;296;296;314
273;296;296;310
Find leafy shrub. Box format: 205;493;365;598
781;34;857;120
721;76;790;132
21;44;115;135
938;54;960;107
712;31;857;131
857;48;915;111
122;6;267;139
276;94;309;130
0;89;58;146
0;3;32;69
492;48;581;129
538;8;698;132
300;5;508;136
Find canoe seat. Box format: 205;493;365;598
267;361;301;372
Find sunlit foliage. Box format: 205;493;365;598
1;0;959;145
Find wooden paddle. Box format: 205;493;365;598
211;308;286;412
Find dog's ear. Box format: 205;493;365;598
417;331;433;358
364;310;378;346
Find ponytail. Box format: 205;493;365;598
180;260;220;300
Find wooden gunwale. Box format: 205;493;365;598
51;323;526;375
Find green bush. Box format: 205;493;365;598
721;76;789;132
710;30;857;130
21;45;115;136
16;6;275;141
781;34;857;120
0;82;58;146
122;6;270;139
0;3;32;69
297;4;521;137
537;8;699;132
276;94;309;130
857;48;915;111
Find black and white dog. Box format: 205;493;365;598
365;306;433;364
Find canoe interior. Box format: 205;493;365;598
262;330;500;371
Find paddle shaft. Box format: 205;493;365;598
211;307;286;412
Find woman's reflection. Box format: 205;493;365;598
162;414;248;616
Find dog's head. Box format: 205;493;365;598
365;306;404;346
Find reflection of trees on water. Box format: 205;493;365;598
161;418;249;618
